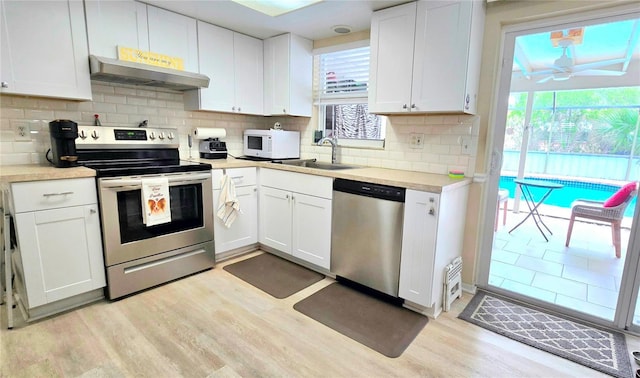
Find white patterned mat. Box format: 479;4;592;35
459;290;632;378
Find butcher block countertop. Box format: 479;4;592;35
0;158;471;193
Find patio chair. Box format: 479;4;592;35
495;189;509;231
565;182;638;258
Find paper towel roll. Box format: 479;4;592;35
192;128;226;140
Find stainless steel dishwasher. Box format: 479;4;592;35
331;178;405;297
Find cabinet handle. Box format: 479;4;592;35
411;104;416;109
90;209;97;214
232;106;236;111
429;207;435;216
1;82;8;88
402;104;408;109
286;194;290;200
42;191;74;197
282;108;286;113
238;107;241;112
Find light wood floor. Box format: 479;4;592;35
2;251;640;377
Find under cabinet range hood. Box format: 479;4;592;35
88;55;210;91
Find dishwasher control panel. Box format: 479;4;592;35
333;178;405;202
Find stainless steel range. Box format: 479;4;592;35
76;125;213;299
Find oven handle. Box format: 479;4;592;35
100;173;212;190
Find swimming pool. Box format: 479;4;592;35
499;176;638;218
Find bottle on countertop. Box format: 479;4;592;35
94;114;101;126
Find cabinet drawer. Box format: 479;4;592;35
11;178;97;213
260;168;332;199
212;167;257;189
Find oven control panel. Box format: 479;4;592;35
76;126;179;149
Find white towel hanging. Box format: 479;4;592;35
217;174;240;228
141;177;171;226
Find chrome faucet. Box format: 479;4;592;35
317;135;338;164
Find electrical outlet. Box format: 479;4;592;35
409;133;424;149
12;121;31;141
460;137;476;155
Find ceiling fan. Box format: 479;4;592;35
532;34;627;83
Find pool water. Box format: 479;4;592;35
499;177;637;218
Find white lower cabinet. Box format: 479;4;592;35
259;169;332;269
212;168;258;255
8;178;106;312
399;186;468;317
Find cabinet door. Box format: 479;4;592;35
412;1;472;112
399;190;439;307
14;204;106;308
147;5;198;72
292;193;331;270
287;34;313;117
234;33;264;115
85;0;149;58
259;186;292;254
368;2;416;113
213;185;258;254
0;0;91;100
190;21;235;112
263;34;290;115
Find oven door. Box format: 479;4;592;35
98;172;213;266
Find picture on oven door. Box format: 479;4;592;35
148;198;167;214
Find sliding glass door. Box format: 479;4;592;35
477;5;640;331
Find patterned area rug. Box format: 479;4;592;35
459;290;632;378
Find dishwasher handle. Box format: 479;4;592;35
333;178;405;202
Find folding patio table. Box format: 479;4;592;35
509;178;564;242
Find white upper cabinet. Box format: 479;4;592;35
0;0;92;100
147;5;198;73
369;0;485;114
233;33;264;115
368;2;417;114
263;33;313;117
185;21;263;115
85;1;198;72
85;0;149;58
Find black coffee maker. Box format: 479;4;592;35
48;120;78;168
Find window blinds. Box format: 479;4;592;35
315;46;370;104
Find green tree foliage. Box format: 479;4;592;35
505;87;640;155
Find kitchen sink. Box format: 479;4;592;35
271;159;356;170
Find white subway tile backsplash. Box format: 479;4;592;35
92;84;115;94
136;89;157;98
54;111;82;121
24;109;55;120
127;97;148;106
0;108;24;119
116;104;138;114
1;81;479;176
104;113;129;124
103;95;127;105
0;141;14;153
114;87;137;96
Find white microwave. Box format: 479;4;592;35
243;129;300;159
